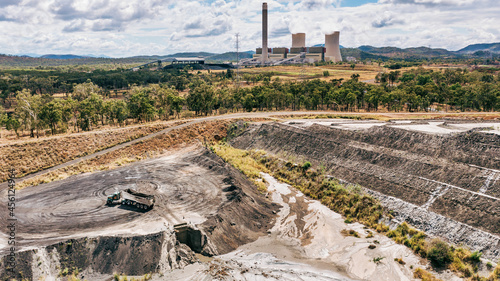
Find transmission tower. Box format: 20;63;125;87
235;33;240;88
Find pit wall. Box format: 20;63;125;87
229;122;500;260
0;227;213;281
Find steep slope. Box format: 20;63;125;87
230;121;500;259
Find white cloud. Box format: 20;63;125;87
0;0;498;56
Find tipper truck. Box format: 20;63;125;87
106;188;155;210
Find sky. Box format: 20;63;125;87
0;0;499;58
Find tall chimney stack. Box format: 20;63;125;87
262;2;268;64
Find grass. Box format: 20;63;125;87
414;268;443;281
213;144;386;227
489;264;500;280
240;64;382;82
211;143;269;193
0;120;186;183
211;143;267;179
394;257;406;265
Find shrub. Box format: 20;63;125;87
302;161;312;171
489;264;500;280
427;239;453;268
341;229;359;238
394;257;406;265
468;251;482;263
413;268;442;281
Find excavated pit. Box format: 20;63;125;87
229;120;500;260
0;146;278;280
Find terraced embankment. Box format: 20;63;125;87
229;121;500;260
0;121;186;182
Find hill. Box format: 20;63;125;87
340;48;387;61
206;52;253;62
457;43;500;54
41;54;89;60
358;45;453;58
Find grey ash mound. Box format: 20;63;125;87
0;146;277;280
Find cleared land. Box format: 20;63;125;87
1;112;499;280
240;64;382;82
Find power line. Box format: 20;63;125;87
235;33;240;88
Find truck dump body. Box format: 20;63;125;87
115;188;155;210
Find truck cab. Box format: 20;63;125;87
107;192;121;205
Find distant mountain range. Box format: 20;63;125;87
456;43;500;54
20;54;112;59
354;43;500;59
14;42;500;61
1;42;498;68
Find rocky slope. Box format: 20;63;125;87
230;121;500;260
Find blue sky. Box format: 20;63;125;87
0;0;498;57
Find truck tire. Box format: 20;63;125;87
122;201;126;205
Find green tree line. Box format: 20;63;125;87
1;67;499;138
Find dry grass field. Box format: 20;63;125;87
0;120;186;182
16;119;233;189
239;64;383;82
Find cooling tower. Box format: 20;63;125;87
292;33;306;48
325;31;342;62
262;3;268;64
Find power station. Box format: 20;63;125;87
242;2;342;66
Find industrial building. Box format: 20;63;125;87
243;3;343;66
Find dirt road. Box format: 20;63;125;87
2;110;498;191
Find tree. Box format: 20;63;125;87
186;83;216;115
242;93;255;112
5;115;21;137
388;71;401;86
127;87;157;122
15;89;42;137
0;106;7;138
168;94;185;118
111;100;129;126
72;80;101;101
39;100;62;135
78;94;97;131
